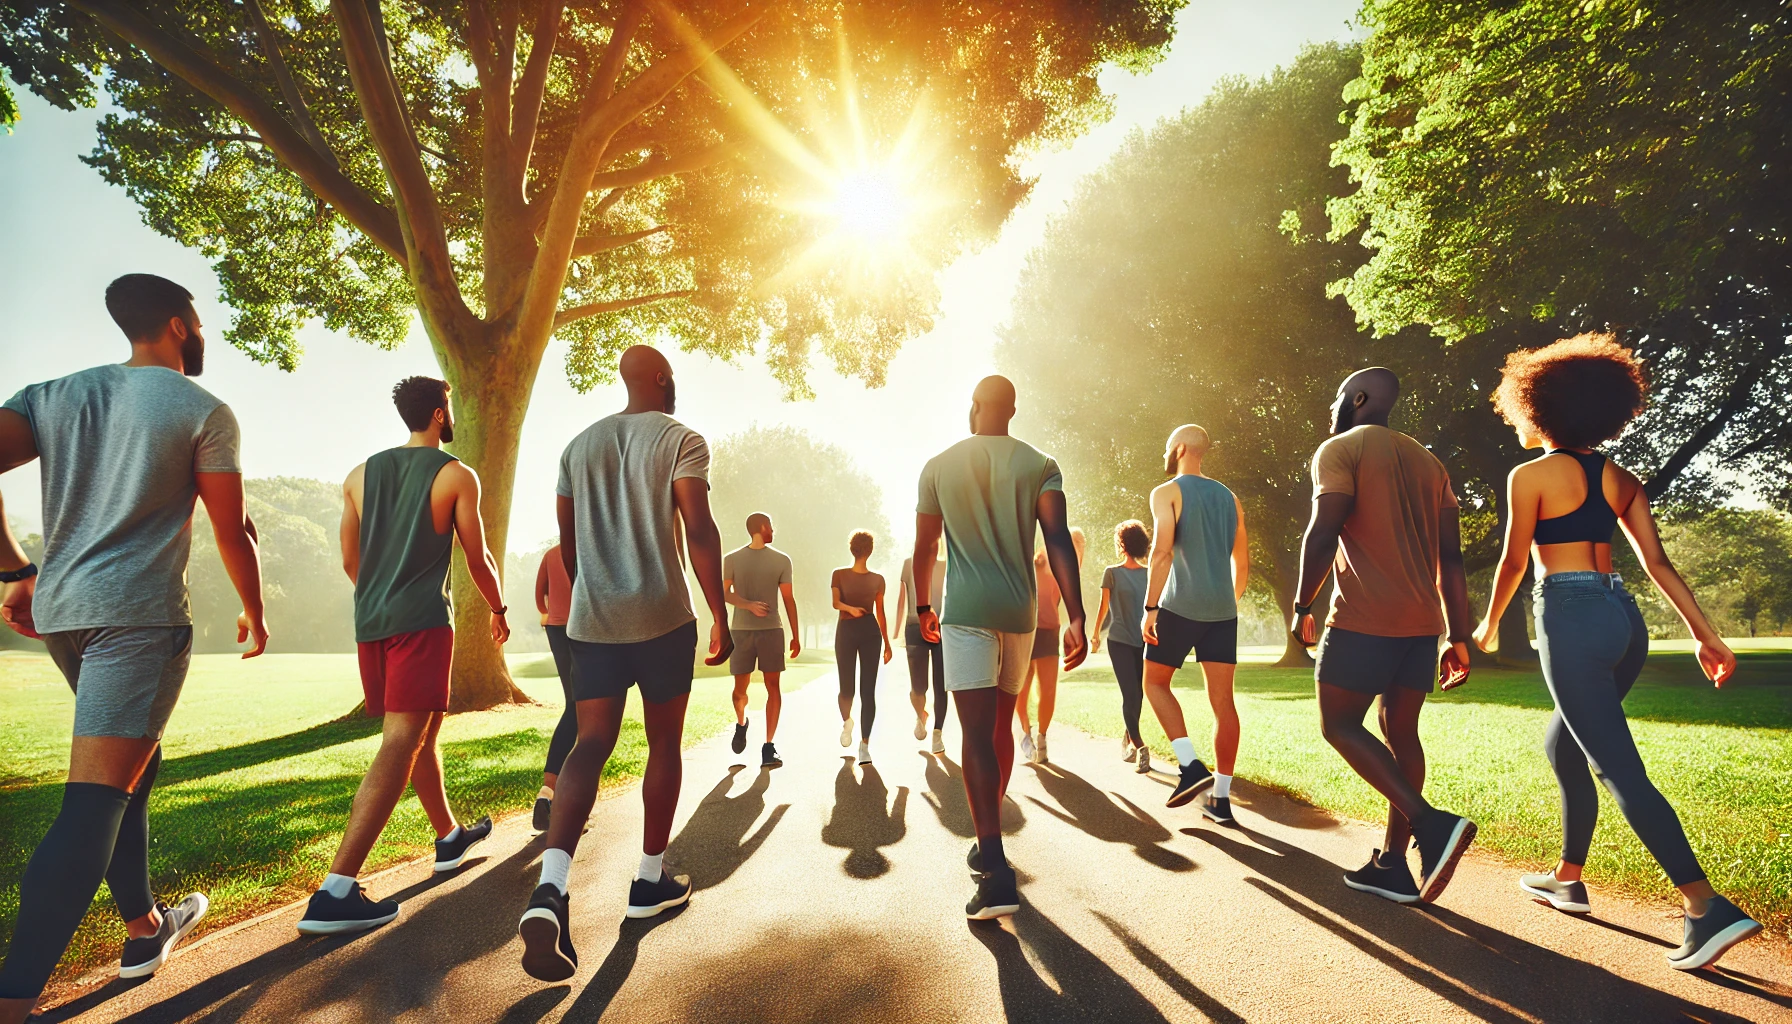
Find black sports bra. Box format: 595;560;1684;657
1533;450;1618;546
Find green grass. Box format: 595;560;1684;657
1051;646;1792;938
0;651;812;990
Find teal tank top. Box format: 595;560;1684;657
354;447;458;642
1160;475;1239;623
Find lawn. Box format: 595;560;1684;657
1053;642;1792;938
0;650;824;991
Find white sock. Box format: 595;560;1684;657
539;848;572;894
440;825;462;843
537;785;554;801
637;851;664;882
1171;737;1198;767
1213;773;1233;799
320;873;356;899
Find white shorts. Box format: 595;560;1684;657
940;625;1033;695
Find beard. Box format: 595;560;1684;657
1331;401;1355;434
439;419;455;443
181;331;205;377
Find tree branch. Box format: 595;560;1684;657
571;224;668;257
1643;333;1789;499
553;289;694;329
242;0;338;170
509;1;566;182
588;140;739;190
69;0;406;262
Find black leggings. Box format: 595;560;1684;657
905;624;947;730
543;625;577;777
1109;642;1145;748
836;616;882;741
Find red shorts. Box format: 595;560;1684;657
358;625;454;715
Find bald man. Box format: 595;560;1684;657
723;512;799;767
1141;425;1249;822
519;345;732;981
914;375;1085;920
1292;367;1477;906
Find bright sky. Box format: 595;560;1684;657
0;0;1357;548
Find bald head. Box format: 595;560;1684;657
1164;423;1211;476
1332;367;1400;434
969;375;1017;436
620;344;675;414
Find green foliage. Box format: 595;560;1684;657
1633;508;1792;638
190;477;354;653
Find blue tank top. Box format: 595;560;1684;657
1160;475;1239;623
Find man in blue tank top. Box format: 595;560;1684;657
1142;425;1249;822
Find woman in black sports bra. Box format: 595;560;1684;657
1474;334;1756;970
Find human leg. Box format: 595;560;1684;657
1015;661;1037;736
329;711;433;877
763;672;782;741
857;625;880;741
640;693;690;857
106;745;162;935
1317;683;1429;823
1110;644;1145;749
1033;657;1058;740
930;643;947;730
1201;662;1240;776
835;626;856;722
1545;707;1599;879
954;688;1008;868
732;674;752;727
542;624;577;787
1142;661;1189;741
1375;686;1427;856
406;711;457;839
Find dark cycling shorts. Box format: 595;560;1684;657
1315;627;1439;695
1145;610;1237;668
568;620;697;705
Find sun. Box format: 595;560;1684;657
827;168;910;243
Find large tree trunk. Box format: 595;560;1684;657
1268;548;1315;668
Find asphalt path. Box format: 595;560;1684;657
41;668;1792;1023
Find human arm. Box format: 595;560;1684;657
557;495;577;582
1092;587;1111;654
1232;496;1250;599
535;550;552;623
0;409;40;638
831;582;865;617
723;573;771;617
338;465;364;584
1619;481;1736;686
195;471;269;657
1436;506;1473;689
1142;482;1177;645
891;578;908;642
1038;490;1087;671
913;513;944;643
781;581;801;657
1292;493;1353;647
1475;466;1538;653
875;587;893;663
447;463;509;644
673;476;732;666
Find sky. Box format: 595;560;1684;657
0;0;1358;549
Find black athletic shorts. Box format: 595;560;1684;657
1145;610;1238;668
568;620;697;705
1314;626;1438;695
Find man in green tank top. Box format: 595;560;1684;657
297;377;511;936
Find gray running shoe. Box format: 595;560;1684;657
1667;896;1761;971
120;893;209;978
1136;746;1151;774
1519;872;1590;913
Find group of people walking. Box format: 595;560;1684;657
0;277;1765;1020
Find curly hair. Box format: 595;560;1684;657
1115;520;1149;560
1491;333;1648;449
848;530;875;559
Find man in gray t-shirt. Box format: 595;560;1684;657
721;512;799;766
0;274;267;1010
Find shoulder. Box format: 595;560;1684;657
1149;479;1179;502
344;461;367;489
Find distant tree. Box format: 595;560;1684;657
1330;0;1792;507
1655;508;1792;638
0;518;43;651
1;0;1182;706
191;477;355;652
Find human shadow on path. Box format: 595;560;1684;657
820;759;907;878
1090;911;1248;1024
1024;763;1194;872
970;905;1178;1024
557;908;685;1023
920;752;1026;839
665;765;789;891
1189;826;1762;1023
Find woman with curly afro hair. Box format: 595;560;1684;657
1475;333;1758;969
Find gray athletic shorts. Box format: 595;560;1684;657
730;628;786;675
940;624;1032;695
44;626;194;739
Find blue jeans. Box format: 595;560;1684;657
1534;572;1705;885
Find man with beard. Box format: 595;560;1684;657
1140;425;1249;821
519;345;732;980
297;375;508;934
0;275;268;1020
1291;367;1478;905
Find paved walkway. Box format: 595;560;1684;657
43;670;1792;1023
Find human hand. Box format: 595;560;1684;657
919;608;941;644
238;609;270;658
491;611;511;645
1141;609;1159;646
1698;637;1737;688
1090;632;1102;654
540;612;550;626
846;606;866;618
1;577;39;639
1062;620;1088;672
705;621;734;667
1290;606;1318;648
1472;619;1498;654
1439;641;1471;690
748;600;770;617
882;643;893;665
789;635;802;658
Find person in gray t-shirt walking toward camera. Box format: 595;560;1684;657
723;512;799;768
0;275;267;1021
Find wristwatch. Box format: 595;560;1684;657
916;604;932;613
0;563;37;584
1294;602;1313;617
492;605;508;616
1144;604;1159;612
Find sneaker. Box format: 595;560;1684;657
966;868;1020;920
930;729;947;755
626;870;693;919
967;841;983;874
1200;795;1235;825
1667;896;1762;970
1019;732;1037;763
1343;849;1420;905
119;893;208;979
857;740;872;766
1136;746;1151;774
518;884;577;981
1035;733;1049;764
762;742;782;768
1411;809;1477;903
297;883;399;935
914;713;928;741
1165;759;1214;808
1121;737;1137;763
1519;872;1590;913
434;815;493;872
732;720;748;755
839;717;854;747
532;797;552;832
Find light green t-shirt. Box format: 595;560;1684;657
916;435;1063;633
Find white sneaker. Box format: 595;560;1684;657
1121;737;1137;763
931;729;946;755
857;740;872;765
1036;733;1049;764
1136;746;1151;774
840;717;854;747
914;712;928;741
1019;732;1037;763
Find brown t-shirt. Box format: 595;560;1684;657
1311;425;1457;638
831;567;885;622
1035;558;1062;629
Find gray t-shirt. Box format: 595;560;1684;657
723;544;792;631
898;556;947;627
1101;564;1149;648
4;364;240;632
916;435;1063;634
556;411;709;644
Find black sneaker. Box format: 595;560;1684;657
1519;872;1590;914
1411;809;1477;903
1667;896;1762;971
434;815;493;872
1165;759;1214;808
1343;849;1420;905
625;869;692;919
532;797;552;832
761;742;782;768
967;841;982;874
966;868;1020;920
296;883;399;935
119;893;209;979
1200;795;1235;825
518;884;577;981
732;720;748;755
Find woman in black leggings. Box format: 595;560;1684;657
1475;333;1758;970
1092;520;1152;774
832;531;893;767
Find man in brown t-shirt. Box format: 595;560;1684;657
1292;367;1477;908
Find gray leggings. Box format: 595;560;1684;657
1536;572;1705;886
837;616;883;741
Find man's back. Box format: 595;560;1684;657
4;364;238;631
1312;424;1456;637
354;446;458;643
723;544;792;631
918;435;1062;634
1161;475;1239;623
558;411;709;644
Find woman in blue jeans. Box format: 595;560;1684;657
1474;333;1759;970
